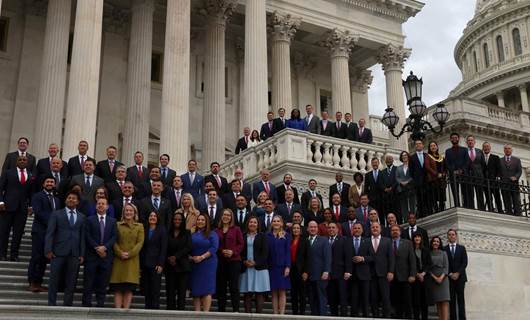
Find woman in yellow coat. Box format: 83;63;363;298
110;203;144;309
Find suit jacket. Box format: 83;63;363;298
45;208;86;257
401;224;429;248
204;174;229;195
241;232;269;271
409;152;428;186
424;154;446;183
112;197;140;221
252;180;278;203
181;172;204;199
164;187;184;213
291;237;310;275
160;167;177;187
392;238;417;281
319;120;336;137
355;206;373;225
304;115;321;134
200;203;223;228
307;235;331;281
364;170;384;204
31;190;60;234
2;151;36;174
235;137;248;154
330;205;348;223
333;122;348;139
67;155;95;177
356;128;373;144
443;243;468;282
276;184;300;204
95;159;123;183
484;153;502;180
141;225;168;268
368;236;395;277
499;155;522;182
233;208;252;231
36;157;68;179
329;235;353;280
272;117;287;135
348;184;364;208
239;180;252;202
276;202;302;222
126;165;148;188
84;214;118;262
222;192;251;212
444;146;469;176
0;168;34;212
260;122;274;141
466;148;486;178
166;229;192;272
341;220;358;237
139;196;172;228
69;174;104;204
105;180;125;203
329;182;351;207
196;195;223;213
350;236;372;281
381;166;398;191
300;190;323;212
396;165;414;193
344;122;358;141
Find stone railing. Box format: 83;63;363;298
486;104;521;123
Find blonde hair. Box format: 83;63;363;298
122;203;139;222
272;215;286;239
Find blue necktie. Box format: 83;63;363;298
99;216;105;244
153;197;159;210
69;210;75;226
355;238;360;254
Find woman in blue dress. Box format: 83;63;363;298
267;215;291;314
286;108;307;131
240;216;270;313
190;213;219;312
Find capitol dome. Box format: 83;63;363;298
451;0;530;112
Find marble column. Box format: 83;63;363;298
236;40;246;135
160;0;190;173
122;0;154;166
377;44;411;150
243;0;268;132
350;68;373;122
496;92;505;108
519;85;529;112
202;0;236;167
33;0;72;158
63;0;103;157
321;29;357;115
268;11;300;115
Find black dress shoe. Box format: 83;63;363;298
9;257;19;262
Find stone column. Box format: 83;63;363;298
202;0;236;167
268;11;300;115
160;0;190;173
519;85;529;112
236;40;246;135
63;0;104;157
496;92;505;108
33;0;72;158
320;29;357;116
350;68;373;122
122;0;154;166
243;0;268;132
377;44;411;150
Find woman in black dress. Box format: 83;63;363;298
411;232;431;320
289;223;310;315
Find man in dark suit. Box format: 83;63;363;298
272;107;287;135
319;111;335;137
45;191;86;306
350;223;371;317
355;194;373;226
200;189;223;228
1;137;36;174
95;146;123;183
389;225;416;319
69;159;104;204
204;161;229;195
49;158;69;204
300;179;323;212
401;212;429;246
165;175;184;213
136;166;162;199
341;206;358;237
499;144;523;215
304;104;321;134
329;172;350;207
105;165;127;202
444;229;468;320
330;193;348;223
181;159;204;200
482;142;503;213
234;168;252;201
139;180;171;227
364;158;384;217
196;181;223;212
368;222;394;318
356;118;373;144
252;169;278;203
344;113;359;141
0;155;34;261
276;173;300;204
222;179;250;213
82;197;117;307
306;220;331;316
260;111;275;141
445;133;470;207
112;181;139;221
126;151;149;189
381;155;399;218
327;222;352;316
233;195;251;230
67;140;95;177
259;199;278;232
276;189;301;223
410;140;429;216
35;143;68;179
464;135;486;210
159;154;177;187
235;127;250;155
28;176;60;292
333;111;348;139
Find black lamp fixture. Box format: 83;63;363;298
381;71;450;142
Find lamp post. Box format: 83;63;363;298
382;71;450;141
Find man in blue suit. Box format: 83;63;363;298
410;140;430;216
252;169;278;203
45;190;86;306
259;111;275;141
181;159;204;199
306;220;331;316
82;197;117;307
445;133;469;207
28;176;60;292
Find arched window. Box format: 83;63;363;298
473;51;478;73
512;28;522;56
496;35;505;62
483;43;490;68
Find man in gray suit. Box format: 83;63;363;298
500;144;522;215
304;104;321;134
69;159;104;204
464;135;486;210
45;191;86;306
307;220;331;315
389;224;416;319
368;222;394;318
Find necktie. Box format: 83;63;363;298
69;210;75;226
363;207;367;222
359;128;363;136
266;215;271;228
329;237;334;245
176;190;181;204
310;236;315;246
109;160;114;172
19;169;26;185
215;175;222;188
54;172;60;183
354;238;360;254
451;244;455;257
125;197;131;204
393;240;398;255
335;206;340;222
190;173;195;185
99;216;105;244
311;191;315;197
418;153;424;167
507;156;511;163
269;122;272;130
374;170;378;181
85;176;91;189
162;168;167;178
337;122;340;129
470;149;475;161
264;182;270;194
288;204;292;214
80;156;85;167
485;155;489;165
338;183;342;193
138;166;143;177
209;206;215;220
48;193;55;210
373;237;379;252
239;210;244;224
153;197;159;210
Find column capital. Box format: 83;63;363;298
202;0;237;25
350;68;373;93
377;44;411;72
319;28;359;59
267;11;302;43
518;84;528;91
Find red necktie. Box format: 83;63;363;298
470;149;475;161
264;182;270;194
20;169;26;185
363;207;367;222
335;206;340;221
138;166;143;177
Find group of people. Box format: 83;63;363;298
0;136;481;319
235;105;373;154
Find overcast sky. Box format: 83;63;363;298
368;0;476;116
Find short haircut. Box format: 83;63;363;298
210;161;220;168
18;137;29;144
84;158;96;166
308;178;317;184
447;228;458;235
65;190;81;201
160;153;170;161
107;145;117;151
135;151;144;156
450;132;460;138
188;159;197;165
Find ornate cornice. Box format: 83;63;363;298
377;44;411;72
339;0;423;23
201;0;237;25
267;11;302;43
319;28;359;59
350;68;373;93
